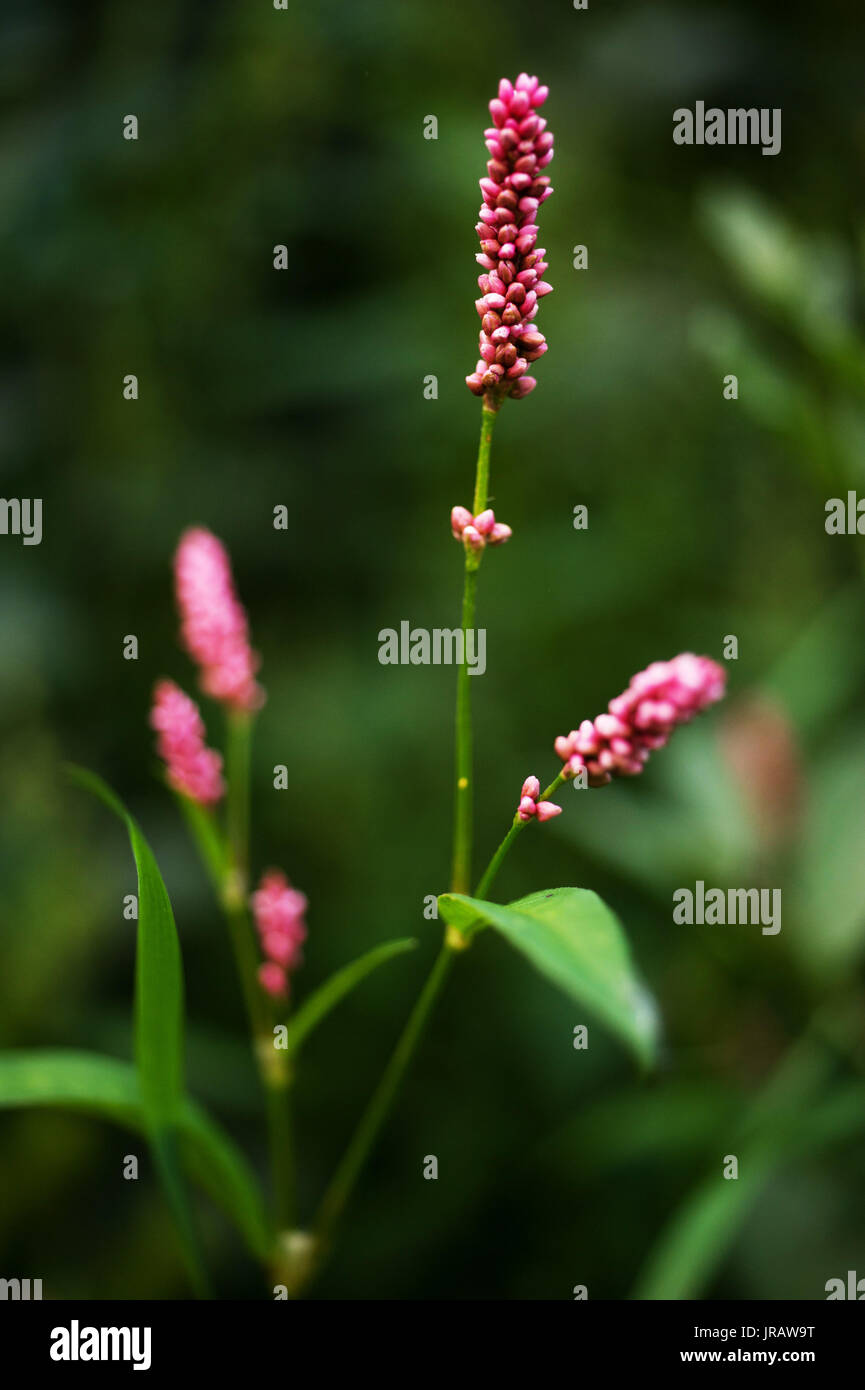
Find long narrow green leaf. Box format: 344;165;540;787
0;1050;269;1259
281;938;418;1059
66;766;203;1292
67;765;184;1126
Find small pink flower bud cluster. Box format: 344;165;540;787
451;505;512;551
555;654;726;788
251;869;308;999
467;74;554;402
517;775;562;823
174;527;264;713
150;679;225;806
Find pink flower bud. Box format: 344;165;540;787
451;505;473;538
521;775;541;800
535;801;562;822
258;963;288;999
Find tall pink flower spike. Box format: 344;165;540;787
251;869;308;999
517;775;562;823
150;680;225;806
555;654;726;788
174;526;264;712
451;505;512;552
466;73;554;402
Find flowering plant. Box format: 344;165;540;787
0;74;726;1299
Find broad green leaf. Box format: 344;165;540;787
281;938;418;1059
0;1050;269;1259
438;887;659;1068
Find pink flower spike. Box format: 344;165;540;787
468;76;554;403
150;680;224;806
535;801;562;822
174;526;264;714
554;653;726;787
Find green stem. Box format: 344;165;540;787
226;710;252;892
224;707;295;1236
312;944;455;1265
472;401;497;515
451;404;498;893
266;1073;294;1230
474;772;566;902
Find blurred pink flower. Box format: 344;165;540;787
150;679;224;805
251;869;308;1000
258;962;288;999
174;527;264;712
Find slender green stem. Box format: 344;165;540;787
224;707;295;1235
175;793;226;895
475;772;566;902
226;710;252;892
451;404;498;893
312;944;455;1262
472;402;497;515
451;565;478;893
266;1075;295;1230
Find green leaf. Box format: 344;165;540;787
0;1050;269;1259
180;1100;271;1259
633;1081;865;1300
66;766;204;1292
438;887;659;1068
0;1049;144;1125
67;765;184;1128
281;938;418;1059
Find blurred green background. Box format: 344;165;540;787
2;0;865;1299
